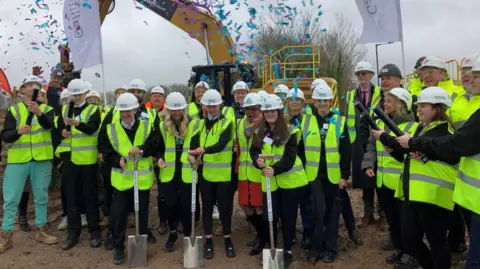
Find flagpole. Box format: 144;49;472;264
396;0;406;78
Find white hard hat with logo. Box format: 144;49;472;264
67;79;88;95
194;81;210;91
415;86;452;107
261;94;284;111
274;84;289;94
312;84;334;100
387;87;412;111
256;90;268;99
21;75;44;88
310;78;328;90
84;81;93;91
243;93;262;108
232;81;250;93
86;90;102;100
201;89;223;106
165;92;187;110
462;53;480;69
116;92;139;111
419;56;447;71
287;88;305;100
114;85;127;94
150;85;165;95
60;90;70;100
355;61;375;74
127;79;147;91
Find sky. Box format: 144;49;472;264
1;0;479;93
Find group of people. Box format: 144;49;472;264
0;52;479;269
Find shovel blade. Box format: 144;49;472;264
262;248;284;269
183;236;204;269
127;235;148;268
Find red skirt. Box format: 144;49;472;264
238;180;263;207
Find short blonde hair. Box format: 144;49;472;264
385;94;408;116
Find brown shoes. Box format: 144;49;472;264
35;227;58;245
0;230;13;254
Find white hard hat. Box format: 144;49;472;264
355;61;375;74
21;75;44;88
274;84;289;94
86;90;101;100
116;92;139;111
165;92;187;110
310;78;328;90
415;86;452;107
194;81;210;91
472;59;480;73
67;79;88;95
462;54;480;69
261;94;284;111
201;89;223;106
419;56;447;70
114;85;127;94
232;81;249;93
127;79;147;91
60;90;70;100
150;85;165;95
257;90;268;99
243;93;262;108
387;87;412;111
286;88;305;100
84;81;93;91
312;84;334;100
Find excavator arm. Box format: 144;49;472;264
98;0;236;64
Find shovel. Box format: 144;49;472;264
184;151;204;269
260;154;284;269
127;155;148;268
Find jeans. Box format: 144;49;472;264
466;212;480;269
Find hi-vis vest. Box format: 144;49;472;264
199;117;233;182
376;120;418;190
345;86;381;143
112;107;156;129
186;102;235;122
260;128;308;192
449;94;480;129
159;121;183;183
107;120;154;191
394;122;458;210
237;118;261;183
181;119;204;183
301;113;344;184
8;102;53;163
55;104;99;165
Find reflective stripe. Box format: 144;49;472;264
458;171;480;188
30;128;49;136
378;167;400;174
85;105;96;122
112;166;153;176
72;133;91;139
240;146;248;152
164;148;176;153
305;160;318;167
372;95;381;107
9;141;52;149
403;122;414;133
203;162;230;168
164;162;175;166
239;161;256;168
192;120;201;133
336;116;343;145
304;146;337;153
14;105;21;129
454;121;466;129
305;161;340;169
302;114;311;143
58;142;70;148
327;163;340;169
410;173;455;190
283;165;304;175
222;107;231;117
110;124;120;153
71;145;97;151
471;154;480;161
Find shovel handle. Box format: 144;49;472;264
259;154;274;159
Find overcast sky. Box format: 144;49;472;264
1;0;479;92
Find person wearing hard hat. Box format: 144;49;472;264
45;68;65;115
378;64;403;101
345;61;383;229
146;85;166;113
55;79;103;250
273;84;289;101
235;93;265;256
256;90;269;102
86;90;102;106
104;86;127;114
299;84;351;264
0;75;58;254
408;57;426;96
373;86;459;269
186;81;209;120
250;94;308;267
101;93;160;265
187;89;236;259
362;87;420;267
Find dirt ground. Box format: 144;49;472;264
0;186;466;269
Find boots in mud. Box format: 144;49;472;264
0;230;13;254
35;226;58;245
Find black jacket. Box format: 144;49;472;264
46;85;63;115
231;101;245;120
352;84;379;150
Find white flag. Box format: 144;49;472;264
356;0;403;44
63;0;103;70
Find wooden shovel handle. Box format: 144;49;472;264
259;154;274;159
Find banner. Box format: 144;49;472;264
63;0;103;70
0;69;11;95
356;0;403;44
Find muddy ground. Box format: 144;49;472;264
0;186;466;269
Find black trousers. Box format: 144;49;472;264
111;188;150;250
62;160;100;236
340;189;356;236
309;179;341;255
101;162;113;217
448;205;466;251
155;167;168;223
163;176;181;231
179;180;201;237
278;186;307;252
377;185;403;250
402;201;452;269
199;176;232;236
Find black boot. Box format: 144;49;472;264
204;238;214;259
18;215;31;232
387;249;403;265
284;252;293;268
249;237;265;256
165;232;178;252
224;237;236;258
18;192;30;232
104;230;114;250
113;248;125;265
90;231;103;248
301;228;310;249
62;234;79;250
177;222;184;234
147;230;157;244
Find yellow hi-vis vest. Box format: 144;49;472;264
158;120;182;183
199;117;233;182
237;118;261;183
8;102;54;163
55;104;99;165
345;86;381;143
186;102;200;120
301;113;344;184
180;119;204;183
260;128;308;192
112;107;157;130
375;120;418;190
107;120;154;191
449;94;480;129
454;153;480;214
394;122;457;210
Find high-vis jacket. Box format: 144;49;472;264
345;85;381;142
159;120;184;183
237;118;261;183
181;119;203;183
449;94;480;129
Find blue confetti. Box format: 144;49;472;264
321;28;327;32
82;2;92;9
318;11;323;16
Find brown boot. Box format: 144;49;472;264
358;215;374;228
376;216;387;232
35;226;58;245
0;229;13;254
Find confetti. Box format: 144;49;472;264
82;2;92;9
144;21;148;26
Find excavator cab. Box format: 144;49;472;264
190;63;255;106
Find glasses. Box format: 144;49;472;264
356;72;370;77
